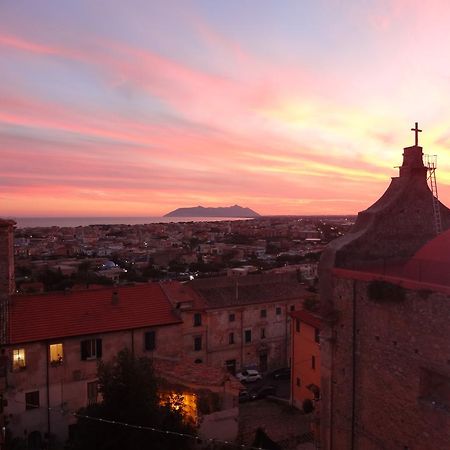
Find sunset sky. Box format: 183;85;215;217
2;0;450;217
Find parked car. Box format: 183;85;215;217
250;385;277;400
236;369;263;383
271;367;291;380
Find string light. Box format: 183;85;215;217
8;397;296;450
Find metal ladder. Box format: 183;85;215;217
425;154;442;235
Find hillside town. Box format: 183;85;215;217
0;139;450;450
13;216;352;294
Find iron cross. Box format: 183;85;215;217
411;122;422;146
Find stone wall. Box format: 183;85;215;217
321;275;450;450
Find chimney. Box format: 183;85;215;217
0;219;16;296
111;290;119;305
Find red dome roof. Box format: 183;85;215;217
403;230;450;285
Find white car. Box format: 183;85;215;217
236;369;262;383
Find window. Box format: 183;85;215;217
193;313;202;327
260;309;267;318
276;307;282;315
312;355;316;370
25;391;39;410
261;328;266;339
296;378;301;387
49;343;63;365
12;348;26;371
244;329;252;343
87;381;98;405
229;313;235;322
194;336;202;351
315;328;320;344
290;305;295;312
144;331;156;351
81;339;102;360
229;332;234;345
296;319;301;333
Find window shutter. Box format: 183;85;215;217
96;339;102;359
80;341;88;360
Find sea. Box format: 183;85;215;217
12;217;252;228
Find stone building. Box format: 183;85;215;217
319;134;450;449
187;273;309;374
4;283;184;445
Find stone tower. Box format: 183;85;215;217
318;130;450;450
0;219;15;296
0;219;15;344
320;141;450;312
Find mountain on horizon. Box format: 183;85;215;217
164;205;260;218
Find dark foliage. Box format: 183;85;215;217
67;349;194;450
367;280;406;303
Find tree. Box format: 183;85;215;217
68;349;194;450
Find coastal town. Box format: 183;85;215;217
13;216;352;294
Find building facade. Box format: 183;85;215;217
290;310;321;411
188;273;310;374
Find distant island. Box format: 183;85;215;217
164;205;260;218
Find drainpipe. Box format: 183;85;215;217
290;317;294;406
351;280;357;450
240;309;244;369
46;343;51;443
285;303;289;366
329;326;335;450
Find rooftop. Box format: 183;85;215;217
190;273;308;309
291;309;322;329
9;283;181;344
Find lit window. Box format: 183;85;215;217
87;381;98;405
81;339;102;360
49;343;63;365
12;348;26;371
25;391;39;410
160;391;197;425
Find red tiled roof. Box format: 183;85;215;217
290;310;322;329
160;281;206;310
9;284;181;344
154;358;241;390
403;229;450;286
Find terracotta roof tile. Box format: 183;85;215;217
9;284;181;344
290;310;322;329
190;273;308;308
